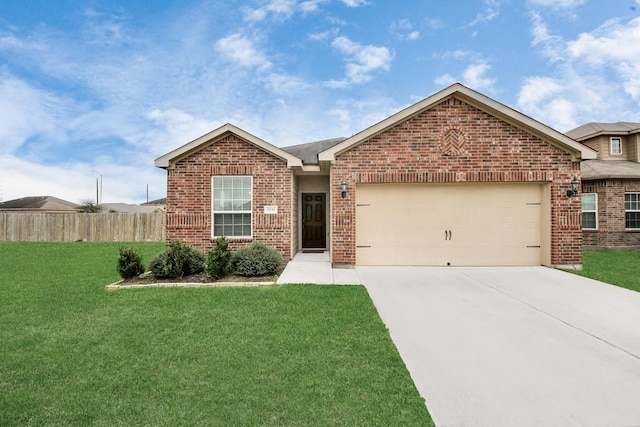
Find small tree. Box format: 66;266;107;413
206;237;233;280
117;247;144;279
76;199;102;213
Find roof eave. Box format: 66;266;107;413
318;83;597;162
155;123;303;169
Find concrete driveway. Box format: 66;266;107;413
358;266;640;427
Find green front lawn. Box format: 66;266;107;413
575;249;640;292
0;242;433;426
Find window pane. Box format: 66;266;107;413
582;212;596;229
611;138;622;154
626;212;640;229
582;194;596;211
626;193;640;210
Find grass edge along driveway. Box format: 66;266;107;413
0;242;433;427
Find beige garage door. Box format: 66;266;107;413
356;183;548;266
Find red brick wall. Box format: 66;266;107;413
331;97;582;266
583;179;640;247
165;134;293;259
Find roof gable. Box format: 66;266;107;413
319;83;596;162
155;123;303;169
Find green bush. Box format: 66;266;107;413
233;242;283;277
164;240;205;279
206;237;234;280
149;252;168;279
117;247;145;279
149;241;205;279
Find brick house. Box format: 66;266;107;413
155;84;596;268
566;122;640;247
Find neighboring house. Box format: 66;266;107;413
141;198;167;211
155;84;596;268
566;122;640;248
0;196;79;213
101;203;163;214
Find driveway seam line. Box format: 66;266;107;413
457;270;640;363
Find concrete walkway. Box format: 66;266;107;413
276;251;361;284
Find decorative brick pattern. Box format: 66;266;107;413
165;134;293;259
330;97;582;266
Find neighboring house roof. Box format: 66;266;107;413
281;137;347;165
581;160;640;180
101;203;162;213
567;122;640;141
0;196;78;212
319;83;597;163
142;197;166;206
155;123;303;169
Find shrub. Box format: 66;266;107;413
117;247;145;279
149;252;168;279
206;237;234;280
153;240;205;279
233;242;283;277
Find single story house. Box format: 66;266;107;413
155;83;596;268
566;122;640;247
0;196;79;213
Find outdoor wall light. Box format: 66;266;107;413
341;180;348;198
566;177;579;197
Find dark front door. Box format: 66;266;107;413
302;193;326;248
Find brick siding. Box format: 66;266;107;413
165;134;293;259
583;179;640;247
330;97;583;266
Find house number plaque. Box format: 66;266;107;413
264;206;278;214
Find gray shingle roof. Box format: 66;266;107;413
581;160;640;180
282;137;347;165
567;122;640;141
0;196;79;211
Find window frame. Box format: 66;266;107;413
610;137;622;155
211;176;253;239
625;192;640;230
581;193;598;230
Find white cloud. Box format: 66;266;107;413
467;0;501;27
0;75;63;154
521;15;640;130
243;0;328;21
214;33;272;70
528;0;587;10
462;63;496;91
390;19;420;41
529;12;565;62
435;74;456;87
340;0;368;6
434;62;496;92
567;17;640;100
325;36;392;88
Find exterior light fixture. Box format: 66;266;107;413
341;180;348;198
566;177;579;198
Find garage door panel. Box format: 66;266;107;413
356;183;545;266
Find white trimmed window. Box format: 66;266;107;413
610;137;622;155
582;193;597;230
212;176;252;238
625;193;640;229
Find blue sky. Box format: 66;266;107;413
1;0;639;204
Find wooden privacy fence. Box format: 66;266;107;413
0;212;166;242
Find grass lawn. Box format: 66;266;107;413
574;249;640;292
0;242;433;426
